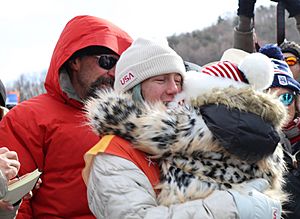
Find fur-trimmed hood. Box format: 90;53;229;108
85;86;287;162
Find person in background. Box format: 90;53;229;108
260;44;300;219
83;37;283;219
0;80;8;120
234;0;300;53
0;79;20;218
0;15;132;218
0;147;20;219
280;40;300;82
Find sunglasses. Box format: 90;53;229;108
95;55;118;70
278;92;296;106
284;56;299;66
283;148;300;169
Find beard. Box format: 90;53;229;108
85;76;114;99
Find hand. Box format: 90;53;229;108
34;178;42;190
22;178;42;199
229;179;281;219
0;200;14;211
0;147;20;180
237;0;257;18
0;176;42;209
283;0;300;17
8;175;42;200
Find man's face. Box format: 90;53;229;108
141;73;182;105
283;52;300;82
70;54;119;100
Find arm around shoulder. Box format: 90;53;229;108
88;154;243;219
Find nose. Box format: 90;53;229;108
107;66;116;77
166;80;180;95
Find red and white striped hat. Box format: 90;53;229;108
202;61;247;83
177;52;274;103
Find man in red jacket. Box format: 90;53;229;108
0;15;132;218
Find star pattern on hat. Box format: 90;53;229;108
271;59;294;77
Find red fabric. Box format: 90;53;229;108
284;117;300;144
103;136;160;188
202;61;244;82
0;15;132;219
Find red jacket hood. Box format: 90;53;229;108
45;15;133;107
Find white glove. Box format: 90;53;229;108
228;178;281;219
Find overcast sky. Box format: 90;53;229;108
0;0;275;85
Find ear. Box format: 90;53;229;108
68;58;81;72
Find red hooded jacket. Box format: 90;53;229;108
0;15;132;218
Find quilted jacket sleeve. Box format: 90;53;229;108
88;154;240;219
88;154;282;219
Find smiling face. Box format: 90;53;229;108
141;73;183;105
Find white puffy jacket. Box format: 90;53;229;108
87;154;282;219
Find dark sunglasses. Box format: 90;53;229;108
95;55;118;70
284;56;299;67
278;92;296;106
283;148;300;169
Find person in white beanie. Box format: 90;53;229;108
83;37;283;219
113;37;186;103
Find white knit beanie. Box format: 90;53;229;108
114;37;186;93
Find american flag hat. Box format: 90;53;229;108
202;61;248;84
270;59;300;93
178;53;274;103
200;52;274;91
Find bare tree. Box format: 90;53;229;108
7;71;46;102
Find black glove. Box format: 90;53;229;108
237;0;257;18
284;0;300;17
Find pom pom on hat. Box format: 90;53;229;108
114;37;186;93
238;52;274;90
259;44;284;60
258;43;300;93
